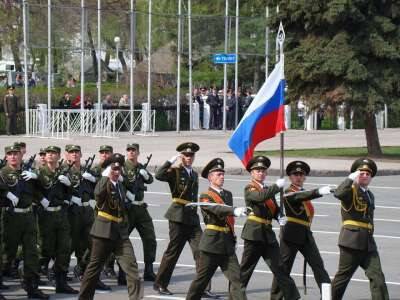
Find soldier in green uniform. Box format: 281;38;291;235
270;160;332;299
0;145;49;299
240;156;300;300
37;146;78;294
36;148;47;168
186;158;248;300
79;153;142;300
123;143;156;281
65;145;97;278
331;158;389;300
153;142;217;298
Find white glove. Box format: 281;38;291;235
139;169;150;180
318;185;332;195
88;199;96;209
275;178;286;188
126;190;135;202
58;175;71;186
118;175;124;182
6;192;19;207
40;198;50;209
348;170;360;181
278;215;287;226
21;170;38;181
82;172;96;183
102;166;111;177
71;196;82;206
233;207;248;217
168;154;180;164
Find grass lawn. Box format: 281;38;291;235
256;146;400;159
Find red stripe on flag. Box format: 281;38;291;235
242;105;286;166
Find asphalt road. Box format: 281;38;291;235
2;174;400;299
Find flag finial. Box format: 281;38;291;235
277;22;285;47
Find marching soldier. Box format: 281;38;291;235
0;145;48;299
270;160;331;299
186;158;247;300
123;143;157;281
331;158;389;299
79;153;142;300
154;142;217;298
91;145;113;180
240;156;300;300
64;145;97;278
37;146;78;294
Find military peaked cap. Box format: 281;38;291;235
102;153;125;169
7;85;15;90
176;142;200;154
126;143;140;151
351;158;377;177
286;160;310;176
39;148;46;155
45;146;61;153
5;145;20;154
201;158;224;178
246;156;271;172
13;142;26;148
66;145;81;152
99;145;113;153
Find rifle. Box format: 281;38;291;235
79;155;96;199
82;155;96;174
126;154;152;206
21;154;36;172
0;156;7;169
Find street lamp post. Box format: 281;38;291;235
114;36;120;85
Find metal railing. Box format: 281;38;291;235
28;108;156;138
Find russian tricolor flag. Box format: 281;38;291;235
228;60;286;166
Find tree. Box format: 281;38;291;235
269;0;400;156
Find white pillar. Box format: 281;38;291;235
176;0;182;132
47;0;52;119
23;0;30;134
147;0;152;132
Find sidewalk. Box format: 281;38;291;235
0;128;399;176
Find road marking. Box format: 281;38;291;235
144;191;400;210
138;261;400;286
145;296;185;300
374;218;400;223
150;219;400;240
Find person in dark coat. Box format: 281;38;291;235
3;85;18;135
331;158;389;300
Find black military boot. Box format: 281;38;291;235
55;273;78;294
117;268;127;286
0;293;7;300
0;275;9;290
73;265;83;281
25;279;49;300
95;279;111;291
143;263;156;281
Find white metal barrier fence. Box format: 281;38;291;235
28;108;156;138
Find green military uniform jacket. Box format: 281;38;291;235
91;163;103;181
334;178;377;252
38;164;72;207
241;180;280;244
281;184;322;245
90;176;130;241
123;160;153;202
198;187;236;256
0;165;42;208
155;161;200;225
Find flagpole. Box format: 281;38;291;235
277;21;285;214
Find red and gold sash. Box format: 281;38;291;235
249;180;277;216
201;190;235;234
289;184;314;221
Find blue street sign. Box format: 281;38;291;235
213;53;237;64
